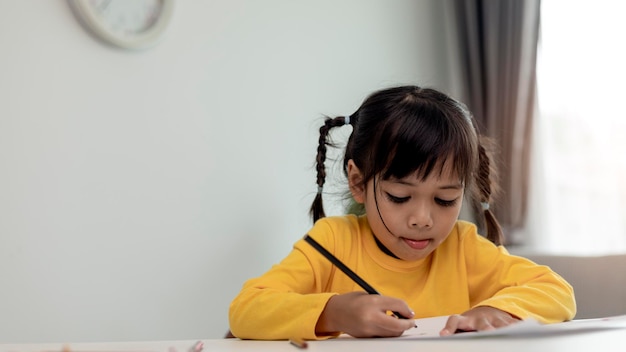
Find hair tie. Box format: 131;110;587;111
481;202;490;211
344;115;350;125
317;186;323;194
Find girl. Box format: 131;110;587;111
229;85;575;340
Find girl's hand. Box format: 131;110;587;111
439;306;520;336
315;292;416;338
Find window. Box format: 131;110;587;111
531;0;626;254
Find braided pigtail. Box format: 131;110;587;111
475;137;504;245
309;115;353;223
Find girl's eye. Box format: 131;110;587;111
436;198;458;207
385;193;410;204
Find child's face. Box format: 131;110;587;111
348;160;464;261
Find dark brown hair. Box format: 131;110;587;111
310;85;503;245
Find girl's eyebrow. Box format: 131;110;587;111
439;184;464;190
392;179;464;189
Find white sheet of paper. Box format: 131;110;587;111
399;314;626;339
338;314;626;340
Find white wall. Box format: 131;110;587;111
0;0;451;343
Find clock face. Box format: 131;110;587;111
68;0;174;50
91;0;164;35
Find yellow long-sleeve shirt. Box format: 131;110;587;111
229;215;576;340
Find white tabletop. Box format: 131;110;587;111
2;328;626;352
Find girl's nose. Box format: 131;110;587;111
409;203;433;228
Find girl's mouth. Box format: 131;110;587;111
403;238;430;250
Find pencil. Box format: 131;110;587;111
303;234;408;319
289;338;308;349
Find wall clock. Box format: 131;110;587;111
68;0;174;50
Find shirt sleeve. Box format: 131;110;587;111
461;225;577;323
228;222;341;340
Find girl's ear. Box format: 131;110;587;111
347;160;366;203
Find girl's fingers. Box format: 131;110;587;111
375;295;415;320
439;308;519;336
440;314;464;336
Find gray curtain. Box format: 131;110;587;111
445;0;541;242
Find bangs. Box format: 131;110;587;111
377;100;476;183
